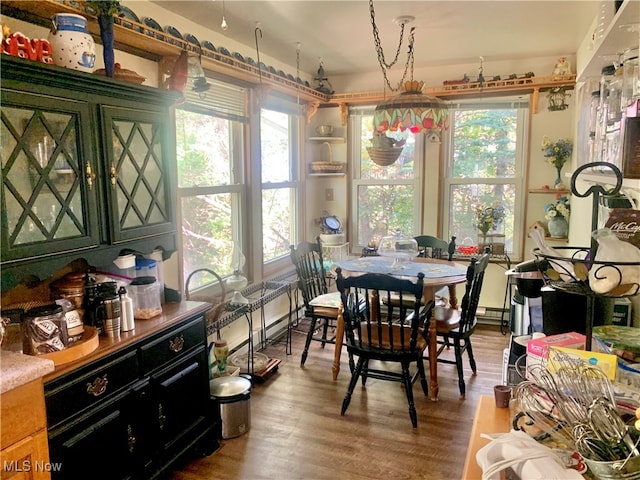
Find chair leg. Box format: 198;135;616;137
416;357;429;396
321;319;330;348
466;339;477;376
454;338;466;398
301;316;319;366
401;362;418;428
342;357;364;416
361;359;369;386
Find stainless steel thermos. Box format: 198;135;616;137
119;286;135;332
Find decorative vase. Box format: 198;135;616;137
554;165;563;186
97;14;115;77
213;339;229;373
548;216;568;238
48;13;95;72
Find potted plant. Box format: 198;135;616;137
545;196;570;238
474;201;506;253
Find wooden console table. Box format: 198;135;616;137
462;395;511;479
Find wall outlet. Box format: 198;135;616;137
325;188;334;201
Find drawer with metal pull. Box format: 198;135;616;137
45;350;139;428
140;316;206;375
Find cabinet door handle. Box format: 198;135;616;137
127;424;136;454
85;162;96;189
169;335;184;353
110;163;117;188
158;403;166;431
86;374;108;396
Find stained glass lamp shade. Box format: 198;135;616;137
374;81;449;134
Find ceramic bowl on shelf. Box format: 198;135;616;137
315;125;333;136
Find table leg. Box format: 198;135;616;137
448;284;458;310
423;286;439;401
332;305;344;381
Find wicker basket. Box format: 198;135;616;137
185;268;227;326
310;162;345;173
366;146;403;166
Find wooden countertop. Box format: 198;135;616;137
462;395;512;480
0;301;210;389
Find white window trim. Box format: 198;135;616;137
441;100;529;259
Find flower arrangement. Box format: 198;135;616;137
545;196;570;220
541;136;573;169
474;201;506;234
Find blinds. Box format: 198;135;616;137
183;77;249;123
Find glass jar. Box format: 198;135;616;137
50;272;86;311
622;47;639;109
607;65;623;123
129;276;162;320
23;304;66;355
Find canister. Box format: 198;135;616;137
129;276;162;320
48;13;95;72
50;272;86;312
622;47;639;109
23;304;67;355
209;376;252;438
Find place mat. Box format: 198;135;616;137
334;257;466;278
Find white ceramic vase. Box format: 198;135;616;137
48;13;96;72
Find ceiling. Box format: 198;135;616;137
149;0;599;77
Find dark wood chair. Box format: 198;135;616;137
424;253;490;398
335;267;433;428
414;235;456;261
290;238;341;366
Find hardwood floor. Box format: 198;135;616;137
170;321;510;480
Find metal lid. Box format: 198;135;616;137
209;376;251;397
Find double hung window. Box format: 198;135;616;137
442;99;528;256
349;108;421;248
175;80;247;287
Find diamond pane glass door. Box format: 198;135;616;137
102;107;174;242
1;92;98;261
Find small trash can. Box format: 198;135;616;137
209;375;251;439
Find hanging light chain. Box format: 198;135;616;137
369;0;415;92
369;0;405;69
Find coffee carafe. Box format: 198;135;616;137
96;291;121;338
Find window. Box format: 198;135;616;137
260;107;300;265
349;108;422;247
442;99;528;255
175;79;247;288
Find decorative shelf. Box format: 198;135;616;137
308;137;345;142
2;0;580;125
529;188;571;194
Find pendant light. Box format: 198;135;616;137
368;0;449;140
220;0;228;31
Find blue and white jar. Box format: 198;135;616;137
48;13;95;72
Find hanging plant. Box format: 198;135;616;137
86;1;121;77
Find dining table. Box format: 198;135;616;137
331;255;468;401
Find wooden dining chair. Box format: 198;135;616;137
335;267;433;428
424;253;490;398
290;238;342;366
414;235;457;261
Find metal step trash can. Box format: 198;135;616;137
210;375;252;439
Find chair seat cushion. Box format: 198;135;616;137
309;291;342;309
355;323;427;351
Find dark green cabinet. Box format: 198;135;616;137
44;311;218;480
0;56;180;288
